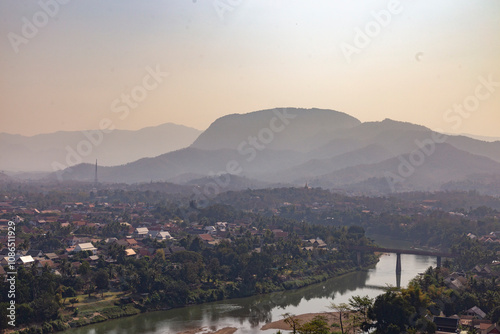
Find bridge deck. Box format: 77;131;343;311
346;245;457;258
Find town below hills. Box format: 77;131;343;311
1;183;500;333
2;107;500;196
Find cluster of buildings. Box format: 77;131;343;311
432;266;500;334
0;197;334;280
434;308;500;334
468;232;500;244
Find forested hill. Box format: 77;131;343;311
212;187;500;213
211;187;500;249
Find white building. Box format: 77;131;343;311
149;231;173;240
16;255;35;266
74;243;97;255
134;227;149;238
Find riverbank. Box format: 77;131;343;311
42;252;434;334
260;310;364;331
8;295;142;334
44;262;376;334
177;327;237;334
261;312;341;330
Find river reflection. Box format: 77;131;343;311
64;253;436;334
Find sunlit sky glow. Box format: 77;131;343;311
1;0;499;136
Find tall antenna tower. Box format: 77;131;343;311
94;159;98;185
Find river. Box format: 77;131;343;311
64;237;436;334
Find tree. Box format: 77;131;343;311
367;291;414;334
207;257;221;281
172;251;205;284
62;286;76;298
329;303;351;334
282;313;301;334
78;261;91;277
349;295;373;324
298;315;330;334
59;258;73;277
401;283;431;319
94;269;109;298
155;248;166;262
490;305;500;324
86;280;96;298
189;237;203;252
31;292;60;322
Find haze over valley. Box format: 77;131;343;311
5;107;496;196
2;2;500;333
0;123;201;172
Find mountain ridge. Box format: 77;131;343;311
42;107;500;195
0;123;202;172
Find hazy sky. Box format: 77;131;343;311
1;0;499;136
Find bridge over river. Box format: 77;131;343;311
346;245;458;275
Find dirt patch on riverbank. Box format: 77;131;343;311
261;312;342;330
177;327;237;334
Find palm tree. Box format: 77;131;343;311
60;258;72;277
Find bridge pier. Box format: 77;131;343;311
396;253;402;275
436;256;442;268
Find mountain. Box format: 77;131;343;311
260;144;394;183
53;108;359;183
445;135;500;163
52;147;308;184
446;133;500;142
190;108;361;152
306;143;500;193
0;123;202;172
50;108;500;195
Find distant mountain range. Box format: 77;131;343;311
0;123;202;172
446;133;500;142
7;107;500;195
